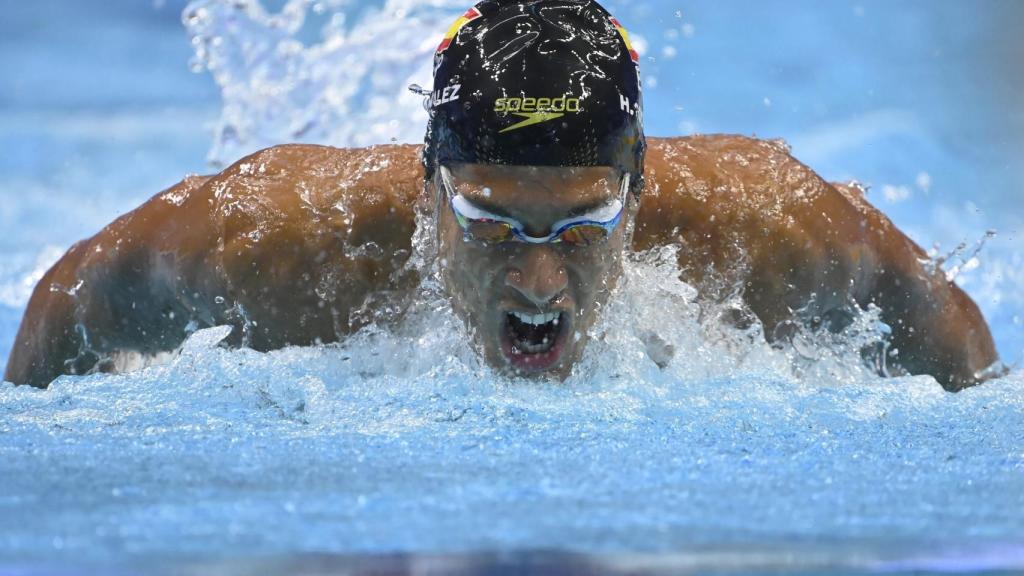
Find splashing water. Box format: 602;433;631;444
183;0;471;166
925;229;997;284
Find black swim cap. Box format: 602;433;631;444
423;0;645;195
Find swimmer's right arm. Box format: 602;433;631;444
5;144;423;388
4;173;223;387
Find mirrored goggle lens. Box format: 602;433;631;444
464;220;517;244
554;223;611;246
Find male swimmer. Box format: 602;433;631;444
5;0;1002;391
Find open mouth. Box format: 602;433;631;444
500;310;570;372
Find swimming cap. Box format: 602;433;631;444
423;0;645;196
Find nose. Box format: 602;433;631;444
505;245;568;306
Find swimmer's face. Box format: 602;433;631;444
434;164;636;378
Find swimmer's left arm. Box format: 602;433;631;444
764;161;1001;391
637;136;1000;391
762;163;1001;391
835;183;1003;390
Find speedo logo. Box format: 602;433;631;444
494;95;582;133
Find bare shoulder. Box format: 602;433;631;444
95;142;429;350
636;135;871;257
83;143;427;258
642;134;847;223
636;135;886;317
206;143;425;232
201;143;428;347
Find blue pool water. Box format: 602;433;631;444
0;1;1022;574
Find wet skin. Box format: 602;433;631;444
4;136;1001;391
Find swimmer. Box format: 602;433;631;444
4;0;1003;391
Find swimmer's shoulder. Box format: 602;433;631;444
644;135;851;224
109;143;427;279
185;143;424;263
205;143;425;209
646;134;830;201
637;135;873;265
148;143;425;218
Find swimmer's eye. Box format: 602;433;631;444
553;223;610;246
464;219;517;244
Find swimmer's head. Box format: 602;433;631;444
423;0;645;195
424;0;645;378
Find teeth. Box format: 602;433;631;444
510;311;560;326
518;341;550;354
507;311;564;356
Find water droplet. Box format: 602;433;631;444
916;172;932;193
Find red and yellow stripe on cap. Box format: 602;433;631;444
610;17;640;64
437;7;483;54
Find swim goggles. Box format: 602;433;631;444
438;165;630;246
